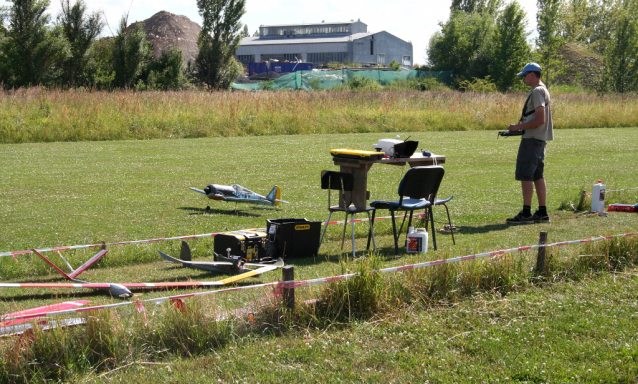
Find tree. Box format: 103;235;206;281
561;0;596;44
195;0;245;89
490;1;531;92
427;10;497;84
536;0;565;86
138;47;190;90
240;23;249;38
451;0;503;14
1;0;70;87
84;37;114;89
602;4;638;93
111;16;152;88
58;0;103;87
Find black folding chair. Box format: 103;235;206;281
420;196;456;245
368;166;445;255
319;171;376;257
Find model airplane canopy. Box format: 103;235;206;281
190;184;289;207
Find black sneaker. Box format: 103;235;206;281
506;211;534;224
532;211;551;223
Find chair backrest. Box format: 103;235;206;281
397;166;445;203
321;171;355;208
321;171;355;191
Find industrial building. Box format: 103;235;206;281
235;20;413;68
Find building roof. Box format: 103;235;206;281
239;32;374;46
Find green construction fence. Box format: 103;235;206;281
231;69;453;91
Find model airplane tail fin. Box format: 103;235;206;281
266;186;289;206
267;186;281;207
180;241;191;262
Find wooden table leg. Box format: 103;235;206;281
339;164;372;210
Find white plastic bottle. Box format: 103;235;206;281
407;228;429;253
591;180;606;212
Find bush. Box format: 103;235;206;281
458;76;498;93
346;75;382;91
388;58;401;71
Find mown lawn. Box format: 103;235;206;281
77;271;638;383
0;127;637;381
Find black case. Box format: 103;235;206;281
265;218;321;260
214;230;266;261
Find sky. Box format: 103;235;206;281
45;0;541;66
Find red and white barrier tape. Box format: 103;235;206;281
2;231;636;322
0;214;419;258
0;228;265;258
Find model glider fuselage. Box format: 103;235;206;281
189;184;288;207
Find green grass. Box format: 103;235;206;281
70;270;638;383
1;128;637;381
1;88;638;143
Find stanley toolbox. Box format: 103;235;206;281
265;218;321;260
330;149;384;161
214;230;267;261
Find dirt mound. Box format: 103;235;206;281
555;43;603;89
128;11;201;67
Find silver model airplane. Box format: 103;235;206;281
189;184;289;209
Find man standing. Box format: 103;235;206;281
506;62;553;224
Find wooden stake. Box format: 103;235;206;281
535;231;548;277
282;265;294;310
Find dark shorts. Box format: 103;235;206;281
515;138;546;181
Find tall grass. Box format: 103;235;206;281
1;236;636;382
2;236;636;382
1;87;637;143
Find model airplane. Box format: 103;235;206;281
189;184;289;209
0;248;284;299
159;241;282;274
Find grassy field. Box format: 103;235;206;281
1;128;637;381
73;271;638;383
1;88;638;143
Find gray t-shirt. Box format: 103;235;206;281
522;81;553;141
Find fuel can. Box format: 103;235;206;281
591;180;606;212
406;228;429;254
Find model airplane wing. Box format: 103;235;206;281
1;318;87;337
0;262;283;298
189;187;207;195
1;300;91;327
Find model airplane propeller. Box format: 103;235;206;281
189;184;289;210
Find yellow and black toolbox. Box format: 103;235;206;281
214;230;267;261
265;218;321;260
330;148;384;160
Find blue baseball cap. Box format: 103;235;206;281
517;62;542;76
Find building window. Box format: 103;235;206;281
236;55;254;64
402;56;411;66
283;54;300;62
376;54;385;65
370;40;374;55
261;24;352;37
308;52;349;65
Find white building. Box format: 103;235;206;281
235;20;413;68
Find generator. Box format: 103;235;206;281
214;230;267;262
265;218;321;260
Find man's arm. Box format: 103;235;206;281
508;105;545;131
